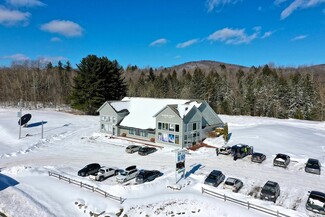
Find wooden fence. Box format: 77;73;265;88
202;187;291;217
48;171;124;204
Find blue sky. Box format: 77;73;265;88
0;0;325;68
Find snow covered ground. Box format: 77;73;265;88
0;108;324;217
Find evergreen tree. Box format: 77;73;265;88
70;55;127;114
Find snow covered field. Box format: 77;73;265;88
0;108;325;217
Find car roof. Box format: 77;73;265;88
307;158;319;163
211;170;223;175
253;152;264;156
276;153;289;157
310;191;325;198
225;177;237;183
265;181;278;186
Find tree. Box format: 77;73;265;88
70;55;127;114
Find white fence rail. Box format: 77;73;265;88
202;187;291;217
48;171;124;204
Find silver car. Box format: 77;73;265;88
305;158;321;175
306;191;325;215
125;145;141;154
223;177;243;192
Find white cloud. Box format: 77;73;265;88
37;56;67;64
50;37;61;42
40;20;84;37
206;0;240;12
149;38;168;47
1;53;30;61
207;27;259;44
291;35;308;41
262;31;274;39
280;0;325;19
6;0;46;7
274;0;288;6
175;55;182;59
176;39;200;48
0;6;30;26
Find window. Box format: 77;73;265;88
193;123;197;131
169;124;175;131
101;124;105;130
112;116;116;123
101;116;105;121
158;132;162;141
107;116;111;122
163;123;168;130
158;122;162;130
140;130;147;137
198;122;201;129
175;124;179;132
175;135;179;144
129;128;135;135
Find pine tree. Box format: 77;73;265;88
70;55;127;114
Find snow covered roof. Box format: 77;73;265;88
118;97;202;129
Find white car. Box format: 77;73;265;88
223;177;243;193
89;166;118;181
116;165;138;183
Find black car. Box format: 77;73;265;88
305;158;321;175
204;170;225;187
138;146;157;156
78;163;101;177
231;144;253;160
306;191;325;215
273;153;290;168
260;181;280;203
135;170;162;184
251;152;266;163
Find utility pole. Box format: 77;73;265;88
41;120;44;139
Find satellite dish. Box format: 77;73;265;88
18;114;32;126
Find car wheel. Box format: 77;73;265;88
100;176;104;181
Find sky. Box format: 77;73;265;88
0;0;325;68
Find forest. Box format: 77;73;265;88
0;58;324;121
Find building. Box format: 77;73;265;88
97;97;224;148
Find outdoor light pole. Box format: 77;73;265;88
18;99;22;139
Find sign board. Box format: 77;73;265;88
175;149;186;183
17;111;21;118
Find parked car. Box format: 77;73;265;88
223;177;243;193
219;146;231;155
305;158;321;175
116;165;138;183
78;163;101;177
89;166;118;181
138;146;157;156
135;170;162;184
306;191;325;215
231;144;253;160
125;145;141;154
204;170;225;187
260;181;280;203
251;152;266;163
273;153;290;168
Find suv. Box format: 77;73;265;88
260;181;280;203
116;165;138;183
135;170;162;184
223;177;243;193
231;144;253;160
204;170;225;187
306;191;325;215
273;154;290;168
251;152;266;163
125;145;141;154
78;163;101;177
138;146;157;156
305;158;321;175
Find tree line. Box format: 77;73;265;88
0;55;324;121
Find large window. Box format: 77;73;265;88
193;123;197;131
129;128;135;135
158;122;180;132
158;122;162;129
175;124;179;132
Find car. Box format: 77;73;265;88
306;191;325;215
78;163;101;177
125;145;141;154
135;170;162;184
260;181;280;203
251;152;266;163
204;170;225;187
89;166;118;181
219;146;231;155
273;153;290;168
138;146;157;156
231;144;253;160
116;165;138;183
223;177;243;193
305;158;321;175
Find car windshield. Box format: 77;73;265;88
276;154;287;160
99;169;105;174
307;195;325;209
207;174;218;180
307;161;320;169
225;178;236;186
262;185;276;195
253;153;262;157
120;171;127;176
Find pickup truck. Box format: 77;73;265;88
116;165;138;183
89;166;118;181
